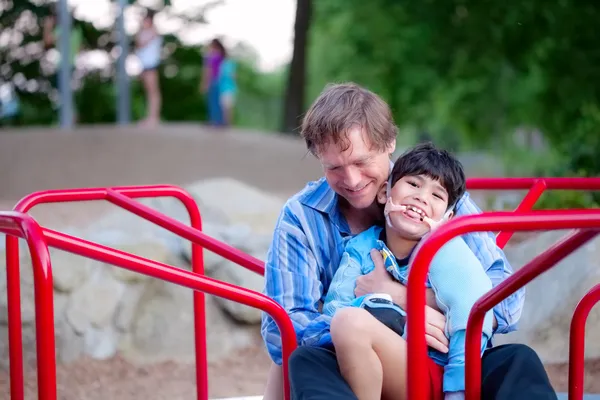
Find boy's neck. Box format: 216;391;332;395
384;226;419;260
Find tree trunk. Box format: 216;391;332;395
280;0;312;134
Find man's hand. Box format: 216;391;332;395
356;249;449;353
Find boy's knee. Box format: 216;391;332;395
330;308;371;345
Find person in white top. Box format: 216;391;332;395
135;9;162;127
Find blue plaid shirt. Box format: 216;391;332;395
261;177;525;365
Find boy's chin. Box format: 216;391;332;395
388;221;428;240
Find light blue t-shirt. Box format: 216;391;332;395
218;58;237;94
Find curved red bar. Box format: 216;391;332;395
465;229;598;400
40;226;296;400
406;210;600;400
10;185;213;399
466;177;600;190
569;283;600;400
0;212;56;400
465;177;600;248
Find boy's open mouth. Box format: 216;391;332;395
401;204;427;222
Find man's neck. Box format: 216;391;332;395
339;198;384;234
384;226;419;260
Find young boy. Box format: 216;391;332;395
321;143;495;400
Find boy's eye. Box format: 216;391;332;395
407;181;418;187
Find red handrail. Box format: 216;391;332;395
569;284;600;400
7;185;263;400
465;177;600;248
465;229;599;400
406;209;600;400
40;226;296;400
0;212;56;400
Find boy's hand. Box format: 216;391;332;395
356;249;449;353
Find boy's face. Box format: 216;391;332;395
318;127;396;211
377;174;452;239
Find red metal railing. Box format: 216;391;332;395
2;211;296;400
569;283;600;400
406;209;600;400
0;212;56;400
6;177;600;400
466;177;600;248
6;185;264;400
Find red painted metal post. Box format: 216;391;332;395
39;226;296;400
5;234;24;400
0;212;57;400
9;185;213;400
569;284;600;400
406;210;600;400
495;180;547;248
464;229;598;400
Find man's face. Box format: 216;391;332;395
318;127;396;210
378;174;451;239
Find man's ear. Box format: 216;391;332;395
387;140;397;156
377;183;388;205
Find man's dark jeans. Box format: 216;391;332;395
288;343;558;400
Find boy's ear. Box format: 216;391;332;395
377;183;388;205
445;210;455;220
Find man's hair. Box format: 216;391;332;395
389;142;466;210
300;82;398;156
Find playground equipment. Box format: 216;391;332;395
2;177;600;400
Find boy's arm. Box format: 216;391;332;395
454;192;525;333
427;238;495;394
260;208;335;365
322;250;365;317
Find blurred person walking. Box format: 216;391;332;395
135;9;162;127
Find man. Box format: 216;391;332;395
261;82;556;399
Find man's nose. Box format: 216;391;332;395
343;167;362;188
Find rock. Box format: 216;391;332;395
185;178;284;235
66;270;125;333
123;278;257;364
495;230;600;364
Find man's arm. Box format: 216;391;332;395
260;210;334;365
454;192;525;333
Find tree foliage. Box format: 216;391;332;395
306;0;600;177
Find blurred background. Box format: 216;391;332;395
1;0;600;399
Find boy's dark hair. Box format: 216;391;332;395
389;142;466;210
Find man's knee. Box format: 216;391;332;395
489;343;545;368
289;346;338;375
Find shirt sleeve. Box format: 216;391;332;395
454;192;525;333
260;210;334;365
